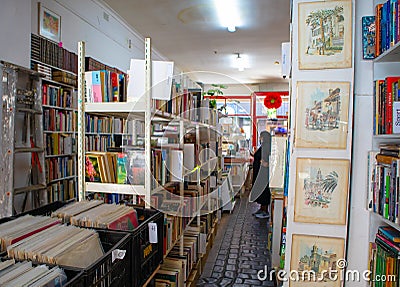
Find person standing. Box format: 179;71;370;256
250;130;272;219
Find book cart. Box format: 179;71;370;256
76;38;223;286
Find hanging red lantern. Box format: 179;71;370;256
263;93;282;109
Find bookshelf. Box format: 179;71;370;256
77;38;222;286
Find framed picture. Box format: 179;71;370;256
294;81;350;149
294;158;350;225
298;0;352;70
290;234;345;287
38;3;61;42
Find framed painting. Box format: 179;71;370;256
294;81;350;149
298;0;352;70
38;3;61;43
294;158;349;225
290;234;345;287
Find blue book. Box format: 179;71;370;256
362;16;376;59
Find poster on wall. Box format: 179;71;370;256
298;0;352;70
294;81;350;149
290;234;345;287
294;158;349;225
38;3;61;43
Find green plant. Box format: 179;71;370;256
203;84;227;96
209;99;217;109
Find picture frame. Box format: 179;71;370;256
294;81;350;149
294;158;350;225
290;234;345;287
38;3;61;43
298;0;352;70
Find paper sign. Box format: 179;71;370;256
112;249;126;263
149;222;158;243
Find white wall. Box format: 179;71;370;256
203;82;289;97
0;0;32;67
30;0;168;72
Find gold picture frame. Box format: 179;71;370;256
294;158;350;225
298;0;352;70
290;234;345;287
294;81;350;149
39;3;61;43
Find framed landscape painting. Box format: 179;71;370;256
290;234;345;287
294;158;349;225
294;81;350;149
298;0;352;70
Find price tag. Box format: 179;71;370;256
200;233;207;254
112;249;126;263
148;222;158;243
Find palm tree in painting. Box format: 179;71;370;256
322;171;338;194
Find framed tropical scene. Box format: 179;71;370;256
294;158;350;225
298;0;352;69
294;81;350;149
290;234;345;287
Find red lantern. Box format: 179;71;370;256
263;93;282;109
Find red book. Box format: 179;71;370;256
376;3;383;56
385;76;400;134
107;209;138;230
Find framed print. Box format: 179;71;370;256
294;81;350;149
290;234;345;287
298;0;352;70
38;3;61;42
294;158;349;225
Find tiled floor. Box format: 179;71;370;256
197;193;275;287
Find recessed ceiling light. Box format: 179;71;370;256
215;0;241;32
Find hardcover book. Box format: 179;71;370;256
362;16;376;59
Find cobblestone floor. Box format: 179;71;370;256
197;194;275;287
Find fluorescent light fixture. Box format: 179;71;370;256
235;53;246;72
215;0;241;32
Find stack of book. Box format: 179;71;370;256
373;76;400;134
369;226;400;285
0;259;71;286
85;151;129;184
367;145;400;223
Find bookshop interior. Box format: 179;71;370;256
1;0;400;286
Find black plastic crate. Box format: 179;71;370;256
131;208;164;287
76;229;132;287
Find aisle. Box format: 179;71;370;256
197;194;275;287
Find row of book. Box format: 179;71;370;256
43;109;76;132
373;77;400;135
375;0;400;57
369;226;400;287
45;156;76;182
31;33;78;74
85;151;128;184
0;259;71;287
45;134;76;156
47;179;76;203
85;56;126;75
85;70;127;102
368;144;400;223
42;83;75;109
51;200;139;230
85;114;133;134
85;135;115;152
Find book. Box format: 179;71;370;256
362;16;376;59
378;226;400;243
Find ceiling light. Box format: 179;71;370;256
236;53;245;71
215;0;241;32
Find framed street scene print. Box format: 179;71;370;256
298;0;352;70
294;158;350;225
290;234;345;287
294;81;350;149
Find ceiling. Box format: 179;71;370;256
103;0;291;85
